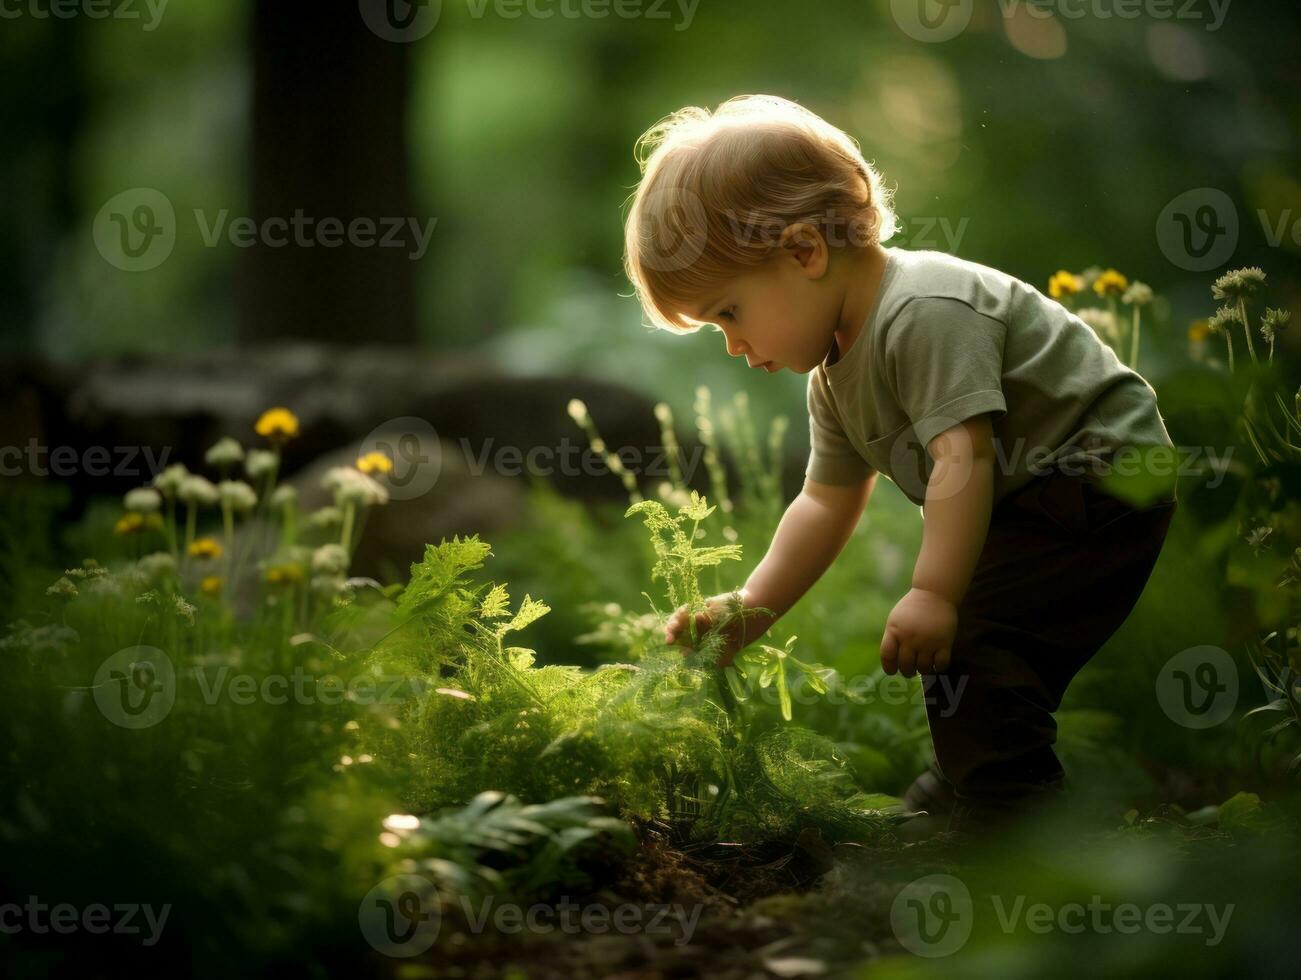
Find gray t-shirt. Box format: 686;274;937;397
805;247;1175;507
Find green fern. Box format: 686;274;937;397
390;790;634;902
358;505;903;844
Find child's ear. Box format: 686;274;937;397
779;222;828;277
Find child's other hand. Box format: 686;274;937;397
880;588;957;677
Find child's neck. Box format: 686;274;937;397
829;242;890;365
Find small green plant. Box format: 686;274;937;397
1243;630;1301;776
623;489;752;661
360;492;904;843
380;790;634;902
1188;265;1301;778
729;634;838;723
568;384;790;546
621;491;904;835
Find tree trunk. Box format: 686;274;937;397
241;0;417;345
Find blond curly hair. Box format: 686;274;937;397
622;94;897;333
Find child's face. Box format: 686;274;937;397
685;230;842;375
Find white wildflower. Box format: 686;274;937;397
312;544;349;575
1076;307;1120;346
204;437;245;468
306;506;343;529
178;475;220;507
245;448;278;480
1122;282;1153;306
270;484;298;509
152;463;191;496
323;467;389;508
218;480;258;511
124;487;162;514
136;552;177;582
46;576;78;598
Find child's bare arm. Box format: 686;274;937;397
666;472;876;663
744;474;876;625
911;414;997;605
881;414;997;677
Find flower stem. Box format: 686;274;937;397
281;501;297;549
222;502;234;580
340;502;356;556
1239;299;1260;367
164;496;178;559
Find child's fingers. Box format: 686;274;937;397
880;628;899;675
664;605;721;651
934;648;952;673
896;644;917;678
915;648;936;675
665;607;711;650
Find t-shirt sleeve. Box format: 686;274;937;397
805;370;875;485
882;296;1008;451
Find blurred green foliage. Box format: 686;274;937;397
4;0;1299;376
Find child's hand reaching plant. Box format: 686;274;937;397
663;588;775;668
621;491;782;669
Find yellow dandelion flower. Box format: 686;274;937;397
114;513;145;535
266;563;306;585
1093;269;1129;298
1188;320;1211;343
188;537;224;559
200;576;223;597
1048;270;1083;299
255;407;300;443
355;451;394;475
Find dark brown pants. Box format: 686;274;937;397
917;464;1178;834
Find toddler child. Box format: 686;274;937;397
622;95;1178;835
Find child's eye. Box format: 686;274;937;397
718;307;737;322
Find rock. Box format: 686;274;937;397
288;438;527;582
3;343;806;568
4;341;728;503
